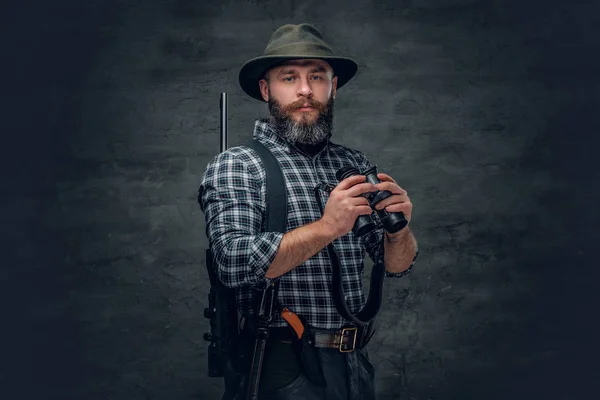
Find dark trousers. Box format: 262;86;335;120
257;344;376;400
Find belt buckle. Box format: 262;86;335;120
339;327;358;352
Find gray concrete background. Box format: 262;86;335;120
2;0;599;399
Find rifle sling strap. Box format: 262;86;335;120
245;140;288;235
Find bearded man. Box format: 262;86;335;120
199;23;418;400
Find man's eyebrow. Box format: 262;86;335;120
279;66;328;75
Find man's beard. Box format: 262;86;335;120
267;92;335;146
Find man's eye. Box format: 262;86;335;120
283;76;294;82
312;75;323;80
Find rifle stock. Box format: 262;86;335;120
246;283;278;399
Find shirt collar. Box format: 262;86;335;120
253;119;291;153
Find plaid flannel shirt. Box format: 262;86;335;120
199;119;417;329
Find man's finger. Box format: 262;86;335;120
383;202;412;217
377;173;396;183
346;182;378;197
336;175;367;190
375;194;409;210
349;196;371;207
375;181;406;195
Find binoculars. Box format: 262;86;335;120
335;166;408;237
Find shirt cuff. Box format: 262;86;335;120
249;231;284;288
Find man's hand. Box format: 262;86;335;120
372;172;417;273
373;173;413;239
320;175;377;239
266;175;376;278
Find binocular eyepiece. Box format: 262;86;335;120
335;166;408;237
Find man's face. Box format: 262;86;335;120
258;59;338;145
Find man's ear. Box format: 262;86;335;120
332;76;338;99
259;79;269;102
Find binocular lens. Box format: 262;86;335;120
380;211;408;233
354;215;376;236
335;166;360;182
335;165;407;236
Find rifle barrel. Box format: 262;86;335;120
220;93;227;152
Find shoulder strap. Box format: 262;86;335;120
245;140;288;233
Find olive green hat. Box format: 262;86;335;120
239;23;359;102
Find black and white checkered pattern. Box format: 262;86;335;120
199;119;416;329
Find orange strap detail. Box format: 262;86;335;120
281;307;305;339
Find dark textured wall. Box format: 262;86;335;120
3;0;599;399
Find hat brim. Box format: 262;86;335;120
239;55;358;102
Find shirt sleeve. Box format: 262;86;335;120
198;148;282;289
351;148;418;278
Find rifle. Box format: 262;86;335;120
202;93;243;399
202;93;282;400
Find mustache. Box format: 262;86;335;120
280;98;327;113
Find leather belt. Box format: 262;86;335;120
313;326;359;352
269;326;362;352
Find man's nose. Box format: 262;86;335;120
296;76;313;97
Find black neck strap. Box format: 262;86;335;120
314;187;385;326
